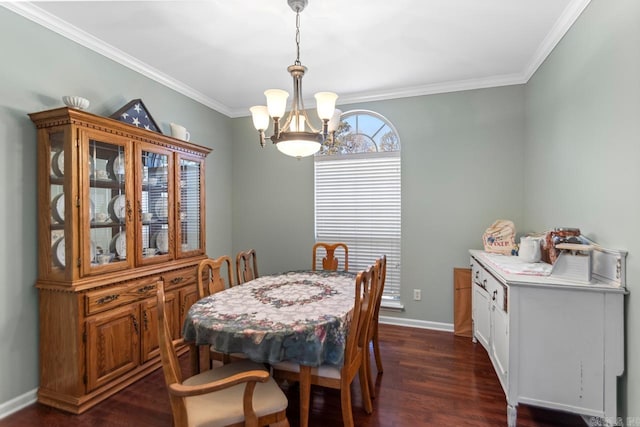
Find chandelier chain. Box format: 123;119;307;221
295;10;301;66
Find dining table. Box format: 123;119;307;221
182;269;356;427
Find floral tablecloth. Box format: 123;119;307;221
182;270;356;367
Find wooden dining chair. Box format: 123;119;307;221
312;242;349;271
272;265;376;427
156;281;290;427
197;256;234;367
236;249;259;285
364;255;387;399
197;255;234;297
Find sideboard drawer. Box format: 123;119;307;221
163;266;198;290
85;276;159;315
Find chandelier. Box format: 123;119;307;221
249;0;341;158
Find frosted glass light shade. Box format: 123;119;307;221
314;92;338;120
264;89;289;118
249;106;270;131
277;139;321;158
327;108;342;132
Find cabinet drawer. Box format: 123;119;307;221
163;266;198;290
484;270;508;313
85;277;159;315
470;257;483;286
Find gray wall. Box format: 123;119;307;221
524;0;639;418
231;87;525;323
0;8;233;406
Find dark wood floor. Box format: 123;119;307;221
0;324;586;427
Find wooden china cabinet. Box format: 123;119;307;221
30;107;211;413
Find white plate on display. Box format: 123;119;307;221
51;193;65;223
108;195;126;222
109;232;126;258
154;196;168;218
107;153;125;181
53;237;65;267
51;194;94;223
154;230;169;253
52;151;64;177
89;199;95;222
90;240;97;263
88;155;96;178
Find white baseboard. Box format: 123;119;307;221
0;388;37;420
379;315;454;332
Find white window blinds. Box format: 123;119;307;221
314;152;401;302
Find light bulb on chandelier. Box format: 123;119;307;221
249;0;340;158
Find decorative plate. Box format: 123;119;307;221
53;237;65;267
52;151;64;177
90;240;97;263
88;155;96;178
108;195;126;222
107;153;125;181
51;193;65;223
109;232;127;257
154;230;169;253
154;196;168;219
89;199;95;222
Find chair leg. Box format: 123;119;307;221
373;329;383;373
365;343;375;399
269;419;290;427
340;378;355;427
359;362;373;415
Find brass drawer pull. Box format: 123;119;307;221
143;310;149;331
137;285;155;293
97;294;119;305
170;276;184;285
131;314;139;335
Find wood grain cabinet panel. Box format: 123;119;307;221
86;304;140;392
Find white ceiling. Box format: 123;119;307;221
5;0;590;118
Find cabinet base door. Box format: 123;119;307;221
86;304;140;391
473;285;491;350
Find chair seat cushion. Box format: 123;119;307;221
183;360;288;427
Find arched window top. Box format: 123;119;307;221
317;110;400;156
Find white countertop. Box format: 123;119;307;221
470;250;626;292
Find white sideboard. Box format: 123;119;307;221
469;249;627;426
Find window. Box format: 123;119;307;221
314;110;402;307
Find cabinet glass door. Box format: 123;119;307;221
48;128;69;278
177;155;204;257
82;135;132;275
137;144;173;264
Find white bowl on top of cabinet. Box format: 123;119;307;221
469;248;627;427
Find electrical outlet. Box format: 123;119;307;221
413;289;421;301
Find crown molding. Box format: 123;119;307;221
339;73;527;106
2;2;234;117
227;72;527;118
522;0;592;81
